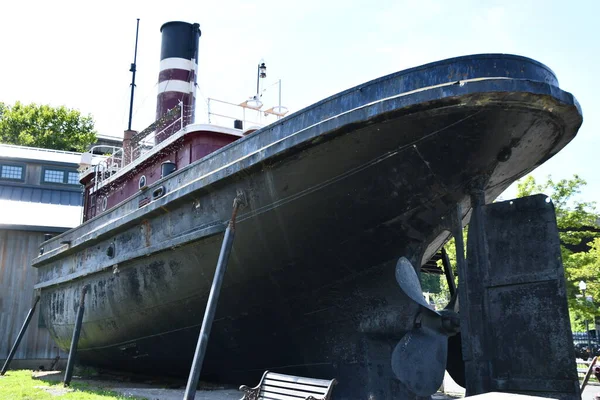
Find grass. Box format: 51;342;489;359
0;370;146;400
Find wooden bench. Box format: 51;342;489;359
239;370;337;400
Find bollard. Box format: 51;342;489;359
1;295;41;375
63;285;89;386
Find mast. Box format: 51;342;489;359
127;18;140;131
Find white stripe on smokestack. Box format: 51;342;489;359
155;21;201;145
158;80;196;95
159;57;198;72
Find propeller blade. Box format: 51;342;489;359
446;333;466;388
391;327;448;397
395;257;435;311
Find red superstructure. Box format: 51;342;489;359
78;21;238;222
80;124;241;222
78;20;285;223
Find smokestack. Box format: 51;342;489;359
155;21;201;144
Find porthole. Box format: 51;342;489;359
106;243;115;258
139;175;147;190
152;186;165;200
101;196;108;211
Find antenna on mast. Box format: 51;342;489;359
127;18;140;131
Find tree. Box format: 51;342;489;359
566;238;600;330
432;175;600;330
0;101;97;152
516;175;600;330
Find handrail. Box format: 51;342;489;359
83;96;282;191
84;102;189;189
92;147;125;190
208;112;262;127
131;103;183;145
207;97;285;129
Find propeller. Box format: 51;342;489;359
391;256;462;396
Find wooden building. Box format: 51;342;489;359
0;144;86;369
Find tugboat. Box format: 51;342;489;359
32;20;582;399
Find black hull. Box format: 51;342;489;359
33;55;582;399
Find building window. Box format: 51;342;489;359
44;169;64;183
42;168;80;185
67;171;79;185
0;164;25;181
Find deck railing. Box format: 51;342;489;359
207;98;263;129
86;97;289;190
207;97;288;131
89;103;188;189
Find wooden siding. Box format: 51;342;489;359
0;229;66;361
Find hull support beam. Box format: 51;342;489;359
64;285;89;386
184;192;245;400
0;295;40;375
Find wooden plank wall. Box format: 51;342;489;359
0;229;66;361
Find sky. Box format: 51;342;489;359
0;0;598;203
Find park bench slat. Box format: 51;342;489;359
266;372;333;387
240;371;337;400
264;379;328;393
262;384;325;397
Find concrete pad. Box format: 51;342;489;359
109;387;240;400
467;393;557;399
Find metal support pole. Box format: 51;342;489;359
451;203;467;309
63;285;89;386
1;295;40;375
441;247;456;297
184;196;244;400
587;319;592;354
127;18;140;131
582;288;593;354
255;63;260;99
180;100;184;130
207;99;211;123
581;356;598;391
278;79;282;110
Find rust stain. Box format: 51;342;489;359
142;220;152;247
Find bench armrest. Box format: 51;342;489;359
239;384;260;400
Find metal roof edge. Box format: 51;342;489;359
0;224;70;233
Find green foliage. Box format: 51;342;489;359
429;275;452;310
0;369;145;399
517;175;600;330
516;175;598;246
564;238;600;330
420;272;441;294
432;174;600;331
0;101;97;152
